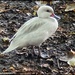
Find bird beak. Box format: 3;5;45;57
51;13;60;20
54;14;60;20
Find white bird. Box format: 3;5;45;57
2;5;59;54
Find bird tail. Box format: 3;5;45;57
2;44;18;54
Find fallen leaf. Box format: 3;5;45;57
0;53;5;58
69;32;75;35
33;5;39;10
73;0;75;2
65;3;75;11
52;1;61;4
26;13;32;16
57;26;65;32
59;4;66;9
23;67;31;71
2;37;9;42
59;49;75;66
0;9;6;13
67;57;75;66
0;27;5;33
35;1;47;6
9;66;15;71
40;63;49;68
33;11;37;16
71;49;75;55
3;68;8;72
46;47;50;50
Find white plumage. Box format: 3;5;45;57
2;5;59;54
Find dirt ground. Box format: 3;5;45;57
0;1;75;75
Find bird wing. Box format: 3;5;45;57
23;30;49;46
11;17;45;41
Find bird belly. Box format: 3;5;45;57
23;31;49;46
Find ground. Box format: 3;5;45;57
0;1;75;75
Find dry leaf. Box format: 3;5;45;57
0;53;5;57
2;37;9;42
41;1;47;4
41;63;49;68
35;1;47;6
23;67;32;72
71;49;75;55
52;1;61;4
0;27;5;33
33;11;37;16
67;57;75;66
0;3;9;13
33;5;39;10
73;9;75;12
3;68;8;72
26;13;32;16
59;49;75;66
59;4;66;9
65;3;75;11
73;0;75;2
0;9;6;13
69;32;75;35
9;66;15;71
57;26;65;32
46;47;50;50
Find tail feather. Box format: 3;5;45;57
2;45;18;54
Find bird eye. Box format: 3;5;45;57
46;10;50;12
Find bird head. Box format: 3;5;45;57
37;5;60;19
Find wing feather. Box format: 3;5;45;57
11;17;45;41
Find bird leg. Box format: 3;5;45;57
32;46;41;57
39;46;50;59
38;46;42;57
23;45;49;58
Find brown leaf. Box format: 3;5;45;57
59;49;75;66
0;27;5;33
3;68;8;72
0;3;9;13
23;67;32;71
71;49;75;55
9;66;15;71
65;3;75;11
63;49;75;59
33;5;39;10
57;26;65;32
0;53;9;58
